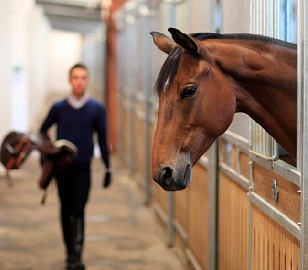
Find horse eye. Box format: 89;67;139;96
180;87;197;99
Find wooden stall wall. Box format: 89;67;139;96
219;138;250;270
187;163;209;270
252;206;300;270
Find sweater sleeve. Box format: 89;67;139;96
39;104;58;135
94;104;110;169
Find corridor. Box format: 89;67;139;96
0;155;185;270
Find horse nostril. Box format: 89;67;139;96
161;167;173;183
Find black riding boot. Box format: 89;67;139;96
74;215;85;269
61;213;74;269
67;215;85;270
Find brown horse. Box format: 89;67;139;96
151;28;297;191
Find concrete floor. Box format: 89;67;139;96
0;155;185;270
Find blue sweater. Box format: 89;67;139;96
40;98;109;168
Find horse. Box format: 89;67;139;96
150;27;297;191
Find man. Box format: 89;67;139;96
40;63;111;270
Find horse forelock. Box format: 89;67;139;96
155;47;182;94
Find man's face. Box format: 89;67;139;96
69;67;89;98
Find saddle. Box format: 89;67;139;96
0;131;77;202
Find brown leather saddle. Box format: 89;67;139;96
0;131;77;201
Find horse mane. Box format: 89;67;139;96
154;32;296;94
190;32;297;50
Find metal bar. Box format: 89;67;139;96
219;163;250;190
165;0;176;249
144;15;153;206
249;152;300;186
222;130;250;150
127;22;137;171
248;159;254;270
271;160;300;186
298;0;308;268
167;192;175;247
285;0;290;41
186;249;202;270
274;0;280;38
173;219;188;243
208;142;218;270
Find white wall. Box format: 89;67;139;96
46;31;83;95
0;0;50;173
28;5;51;132
0;0;51;141
10;0;34;132
0;1;12;142
82;25;106;102
0;0;49;140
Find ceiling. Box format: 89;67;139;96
35;0;103;34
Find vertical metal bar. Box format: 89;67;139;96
248;160;254;270
257;0;260;33
167;192;174;247
166;1;176;247
248;2;255;269
274;0;280;38
265;0;268;35
208;142;219;270
298;0;308;268
128;22;137;172
268;0;272;37
125;22;130;165
207;0;220;268
285;0;290;41
297;0;304;172
144;14;153;206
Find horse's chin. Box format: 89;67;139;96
190;137;217;166
191;149;208;167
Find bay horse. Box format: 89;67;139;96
151;28;297;191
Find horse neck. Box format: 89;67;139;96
212;40;297;158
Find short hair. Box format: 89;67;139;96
69;63;88;77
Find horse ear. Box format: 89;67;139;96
168;27;209;58
168;28;198;53
150;31;175;54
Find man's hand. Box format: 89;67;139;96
103;171;112;188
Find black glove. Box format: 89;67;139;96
103;171;112;188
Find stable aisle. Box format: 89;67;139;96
0;155;185;270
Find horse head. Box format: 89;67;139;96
151;28;236;191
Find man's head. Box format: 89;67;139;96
69;63;89;99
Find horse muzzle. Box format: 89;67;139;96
152;153;192;191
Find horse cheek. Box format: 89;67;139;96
204;89;235;136
215;89;236;134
